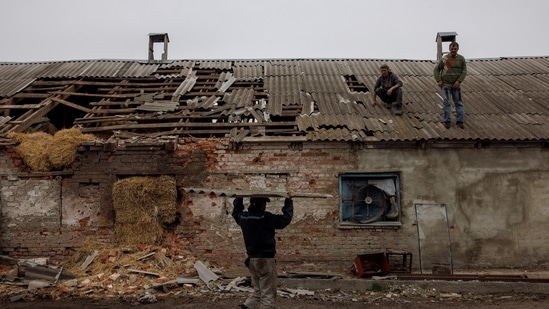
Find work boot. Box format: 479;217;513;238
444;122;451;129
457;121;465;129
394;104;402;115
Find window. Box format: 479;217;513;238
339;173;401;226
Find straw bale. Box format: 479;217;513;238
7;131;52;172
47;128;95;169
114;222;163;245
112;176;177;245
155;175;178;223
7;128;95;172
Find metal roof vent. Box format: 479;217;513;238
148;33;170;62
436;31;457;61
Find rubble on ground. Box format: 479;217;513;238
0;240;213;304
0;263;539;306
0;245;546;306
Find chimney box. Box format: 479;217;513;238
148;33;169;62
436;31;457;61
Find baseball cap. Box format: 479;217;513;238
250;197;270;204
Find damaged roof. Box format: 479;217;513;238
0;57;548;143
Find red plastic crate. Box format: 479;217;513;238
352;252;390;278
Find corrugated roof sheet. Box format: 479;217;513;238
0;60;159;80
0;78;35;97
1;57;549;143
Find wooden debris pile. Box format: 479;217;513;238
61;240;197;279
0;240;223;304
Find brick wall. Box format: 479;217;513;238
3;138;548;272
2;138;401;273
173;140;404;272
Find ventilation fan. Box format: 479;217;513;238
351;185;387;223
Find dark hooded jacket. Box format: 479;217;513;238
232;197;293;258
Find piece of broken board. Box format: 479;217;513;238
182;187;332;199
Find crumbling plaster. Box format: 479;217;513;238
61;182;104;227
355;147;549;269
1;179;61;228
1;140;548;271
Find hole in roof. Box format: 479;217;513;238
344;75;369;93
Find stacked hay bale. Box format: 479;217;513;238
7;128;95;171
7;132;53;171
46;127;95;169
112;175;177;245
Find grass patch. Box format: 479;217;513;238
370;282;386;292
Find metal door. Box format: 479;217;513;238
414;203;453;274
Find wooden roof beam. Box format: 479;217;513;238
50;97;92;113
80;121;298;133
9;84;81;133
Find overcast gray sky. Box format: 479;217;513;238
1;0;548;62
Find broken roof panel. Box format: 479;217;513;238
0;57;548;143
302;75;347;93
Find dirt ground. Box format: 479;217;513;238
1;294;549;309
1;284;548;309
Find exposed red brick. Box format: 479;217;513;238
79;217;91;228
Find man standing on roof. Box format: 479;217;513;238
232;194;294;309
371;64;404;115
434;41;467;129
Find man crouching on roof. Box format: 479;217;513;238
232;194;294;309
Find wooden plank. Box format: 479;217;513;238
0;104;42;109
10;84;80;133
10;170;74;177
211;169;298;175
9;98;59;133
31;79;184;88
78;123;296;133
0;97;15;105
0;116;12;127
242;136;307;142
97;87;178;92
89;100;143;106
51;91;136;99
128;269;159;277
89;108;137;114
74;115;133;124
234;129;251;142
11;93;51;99
50;97;92;113
79;121;298;132
136;252;156;261
82;81;127;121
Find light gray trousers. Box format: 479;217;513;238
244;258;277;309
